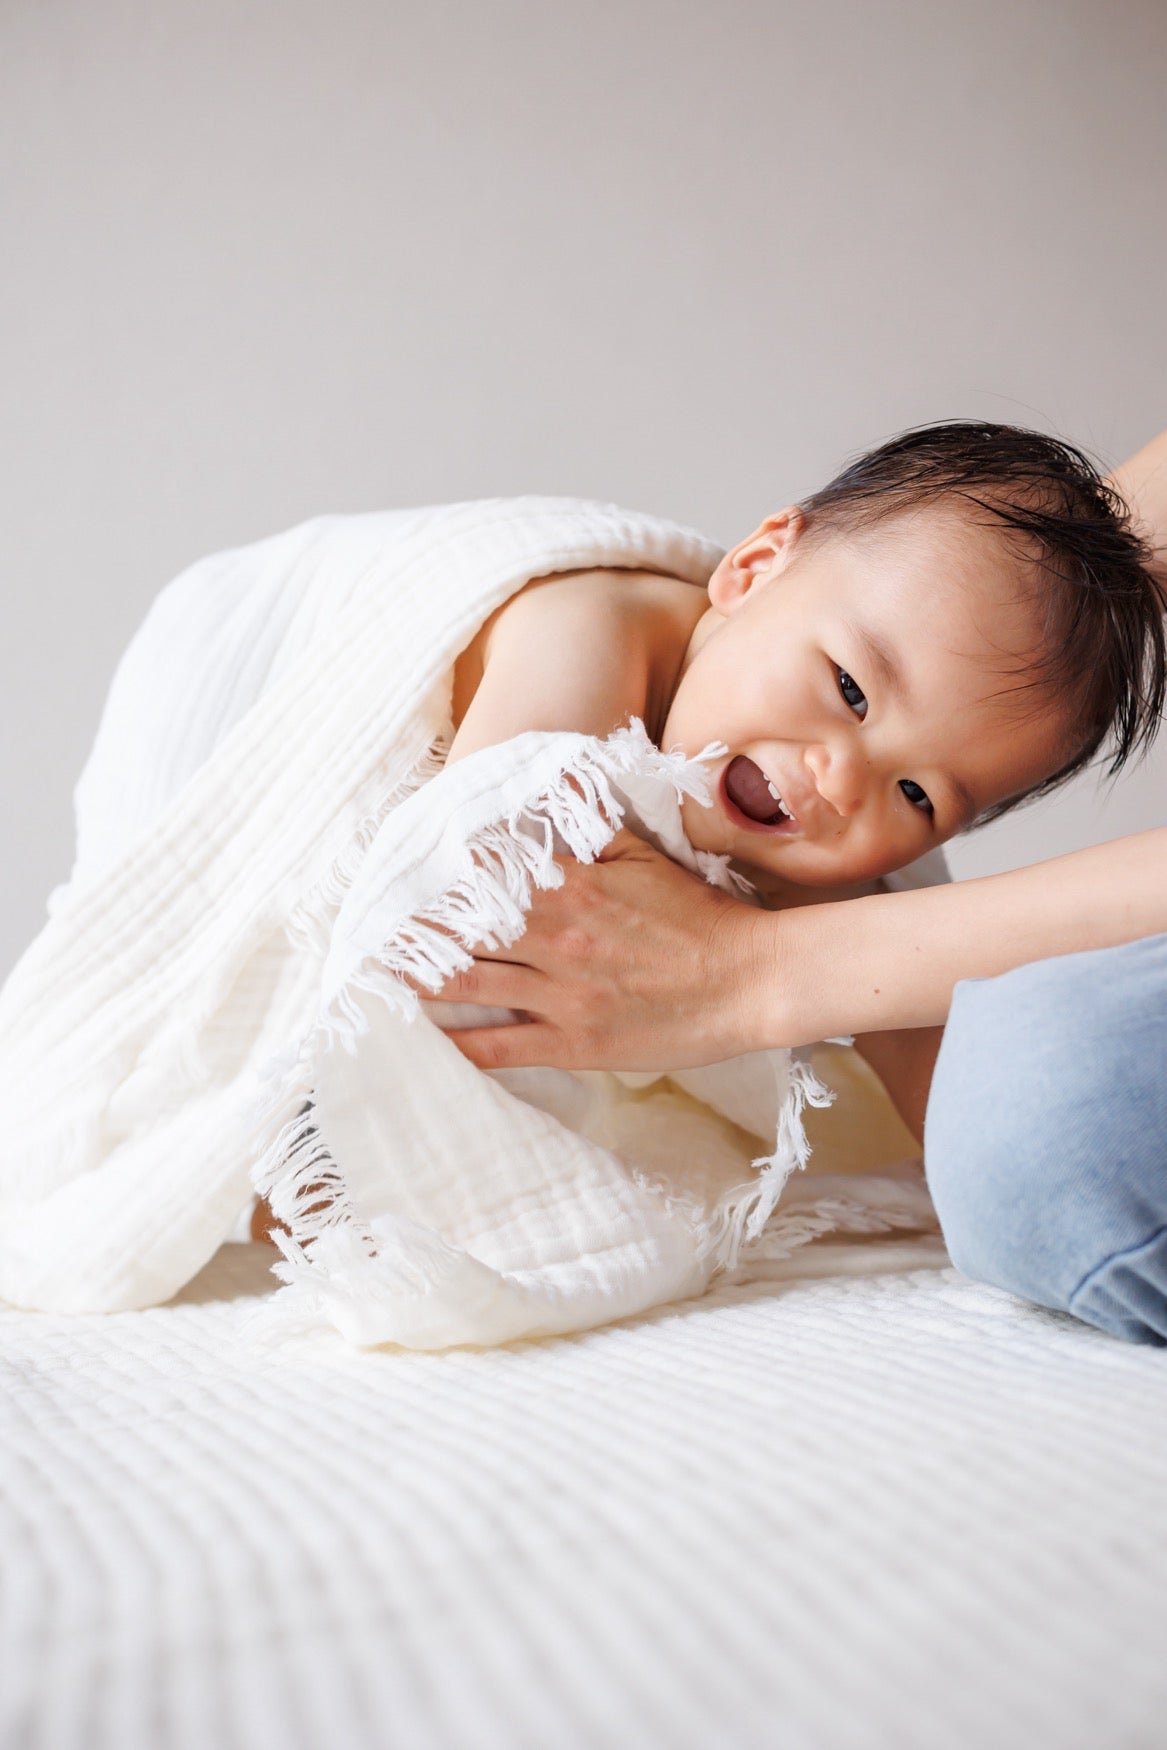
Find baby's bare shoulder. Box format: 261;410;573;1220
479;569;660;683
450;568;703;759
506;566;704;660
471;566;697;676
501;565;701;621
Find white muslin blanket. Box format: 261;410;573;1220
0;498;935;1347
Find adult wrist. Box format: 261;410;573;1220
731;903;821;1053
740;894;894;1050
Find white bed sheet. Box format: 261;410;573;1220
3;1231;1166;1750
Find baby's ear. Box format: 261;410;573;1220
707;507;805;614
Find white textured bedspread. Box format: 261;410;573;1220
4;1234;1165;1750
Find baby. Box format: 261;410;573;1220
249;420;1162;1246
448;421;1162;899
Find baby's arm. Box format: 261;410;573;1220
446;571;658;766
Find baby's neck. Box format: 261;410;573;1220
741;866;887;910
644;594;716;744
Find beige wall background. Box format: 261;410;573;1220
2;0;1164;977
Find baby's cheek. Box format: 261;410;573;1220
794;836;909;887
679;792;731;854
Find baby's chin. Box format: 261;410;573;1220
728;856;885;903
682;800;882;890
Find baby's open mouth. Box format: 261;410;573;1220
722;755;795;826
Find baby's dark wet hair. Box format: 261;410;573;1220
799;420;1166;820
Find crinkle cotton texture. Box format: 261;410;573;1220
0;498;936;1348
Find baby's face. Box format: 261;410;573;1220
661;501;1073;887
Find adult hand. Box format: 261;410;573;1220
427;829;781;1071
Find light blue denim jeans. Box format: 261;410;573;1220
924;932;1167;1344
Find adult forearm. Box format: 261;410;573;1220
768;827;1167;1043
1108;430;1167;590
439;826;1166;1075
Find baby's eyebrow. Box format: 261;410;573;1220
846;620;905;700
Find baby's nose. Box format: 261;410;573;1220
806;744;865;817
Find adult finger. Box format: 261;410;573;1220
465;830;660;961
446;1021;569;1072
426;959;549;1009
594;824;659;863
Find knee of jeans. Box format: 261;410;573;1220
923;974;1053;1299
922;953;1150;1313
925;937;1167;1337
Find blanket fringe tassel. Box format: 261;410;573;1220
734;1188;938;1266
282;734;451;962
695;1055;836;1274
320;727;725;1050
250;729;721;1295
249;726;902;1325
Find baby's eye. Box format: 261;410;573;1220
899;779;933;816
837;668;868;719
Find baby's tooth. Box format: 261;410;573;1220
765;778;781;801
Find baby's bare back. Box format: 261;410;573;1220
448;567;706;766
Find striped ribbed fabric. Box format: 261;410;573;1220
0;498;946;1351
0;500;726;1317
3;1238;1165;1750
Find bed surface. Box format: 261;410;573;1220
4;1233;1165;1750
